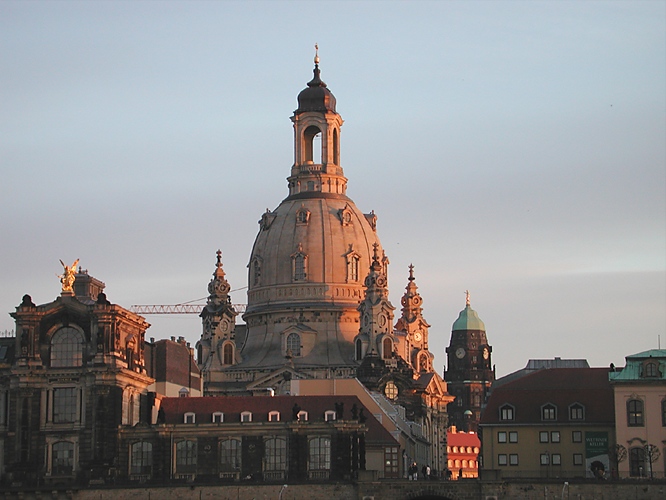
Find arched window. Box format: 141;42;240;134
51;327;83;367
130;441;153;475
347;254;360;282
52;441;75;475
309;437;331;471
644;362;659;377
223;343;234;365
286;333;301;357
627;399;644;426
296;208;310;225
252;257;262;286
419;352;429;372
292;245;308;282
382;337;392;359
175;440;197;473
333;128;339;165
629;447;646;477
264;437;287;472
304;125;321;163
219;438;241;472
355;339;363;360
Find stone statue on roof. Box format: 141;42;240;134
58;259;79;293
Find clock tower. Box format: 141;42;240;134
444;292;494;432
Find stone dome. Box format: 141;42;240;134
452;304;486;332
239;59;384;372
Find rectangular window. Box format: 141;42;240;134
552;454;561;466
572;431;582;443
498;454;507;466
500;406;514;421
212;412;224;423
130;441;153;475
539;431;549;443
241;412;252;423
497;431;507;443
540;454;550;466
551;431;560;443
53;388;77;423
509;431;518;443
573;453;583;466
268;411;280;422
383;445;399;478
184;413;195;424
509;454;519;466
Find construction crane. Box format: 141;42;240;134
130;303;246;315
130;288;248;315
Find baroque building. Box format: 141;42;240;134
1;266;154;484
195;51;453;474
444;292;494;432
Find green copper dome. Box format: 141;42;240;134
452;304;486;332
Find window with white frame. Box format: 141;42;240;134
324;410;336;422
184;412;196;424
268;411;280;422
212;412;224;423
499;405;514;421
569;403;585;421
241;411;252;423
297;410;308;422
541;403;557;421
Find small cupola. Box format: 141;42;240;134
295;44;337;114
452;291;486;332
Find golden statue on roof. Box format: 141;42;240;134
59;259;79;293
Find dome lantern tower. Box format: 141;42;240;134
288;45;346;198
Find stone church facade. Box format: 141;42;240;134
195;52;454;473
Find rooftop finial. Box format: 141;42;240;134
216;249;222;269
314;43;319;65
465;290;471;307
408;264;415;281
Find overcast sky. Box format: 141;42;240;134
1;0;664;378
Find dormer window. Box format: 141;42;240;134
297;410;308;422
296;207;310;225
325;410;336;422
569;403;585;421
268;411;280;422
184;412;195;424
241;411;252;423
212;412;224;423
499;404;514;421
644;361;659;378
179;388;189;398
541;404;557;421
286;333;301;357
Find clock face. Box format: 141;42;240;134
414;331;422;342
455;347;466;359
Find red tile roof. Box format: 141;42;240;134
160;395;397;446
447;431;480;448
480;368;614;425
